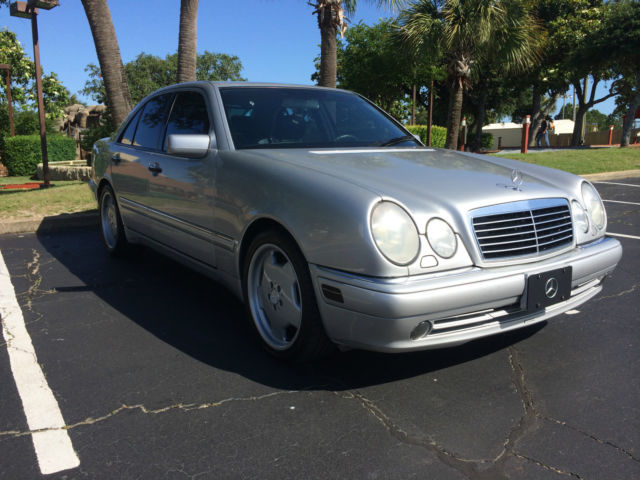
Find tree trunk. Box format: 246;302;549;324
572;103;589;146
318;8;337;88
81;0;132;127
528;86;543;147
621;72;640;147
445;77;463;150
471;84;488;152
177;0;199;83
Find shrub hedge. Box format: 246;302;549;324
480;132;494;150
3;135;76;176
404;125;447;148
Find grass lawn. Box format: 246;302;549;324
0;177;96;222
492;147;640;175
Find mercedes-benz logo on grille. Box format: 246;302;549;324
545;277;559;299
511;169;523;187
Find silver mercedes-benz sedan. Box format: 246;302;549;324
89;82;622;361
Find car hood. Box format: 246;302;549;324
241;147;578;231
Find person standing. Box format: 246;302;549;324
536;118;550;147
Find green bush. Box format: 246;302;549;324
3;134;76;176
404;124;447;148
14;110;59;136
80;123;115;154
480;132;494;150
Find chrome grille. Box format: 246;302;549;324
472;199;573;260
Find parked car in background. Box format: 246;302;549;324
90;82;622;361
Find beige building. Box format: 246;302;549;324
482;119;575;149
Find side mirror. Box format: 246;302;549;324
166;134;211;158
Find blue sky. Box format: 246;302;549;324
1;0;617;116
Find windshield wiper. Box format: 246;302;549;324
379;135;417;147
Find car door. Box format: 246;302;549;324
143;89;217;267
110;93;173;237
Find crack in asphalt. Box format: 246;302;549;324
0;390;302;438
593;282;639;303
513;453;585;479
334;346;612;480
543;416;640;463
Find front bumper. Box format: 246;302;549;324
311;236;622;352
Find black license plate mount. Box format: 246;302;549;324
527;267;572;312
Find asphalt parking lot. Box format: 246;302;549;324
1;179;639;480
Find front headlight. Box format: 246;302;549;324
426;218;457;258
371;201;420;265
581;182;606;229
571;200;589;233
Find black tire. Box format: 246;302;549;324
99;185;128;255
242;230;335;362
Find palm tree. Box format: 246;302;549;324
81;0;132;127
400;0;541;150
177;0;199;83
311;0;404;88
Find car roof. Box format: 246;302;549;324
163;80;351;93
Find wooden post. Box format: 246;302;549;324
521;115;531;154
608;125;614;146
427;80;433;147
30;9;51;187
411;84;416;126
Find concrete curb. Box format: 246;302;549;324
0;211;98;235
0;171;638;236
582;170;640;182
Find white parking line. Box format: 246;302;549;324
594;181;640;188
0;250;80;474
608;232;640;241
602;199;640;206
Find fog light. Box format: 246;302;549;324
410;320;433;340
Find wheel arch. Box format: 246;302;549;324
238;217;306;281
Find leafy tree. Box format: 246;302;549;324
555;102;574;121
550;0;622;145
311;0;404;88
400;0;541;150
591;0;640;147
81;0;133;127
177;0;199;83
465;0;542;151
82;51;245;106
584;109;608;132
0;28;70;118
316;20;443;121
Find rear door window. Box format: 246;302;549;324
132;94;173;150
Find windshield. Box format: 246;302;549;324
219;87;418;150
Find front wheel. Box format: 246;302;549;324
243;230;334;362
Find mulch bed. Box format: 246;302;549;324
0;182;46;191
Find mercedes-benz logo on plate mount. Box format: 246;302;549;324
545;277;559;299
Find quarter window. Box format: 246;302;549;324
118;108;142;145
132;94;173;149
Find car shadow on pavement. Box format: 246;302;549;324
37;228;545;392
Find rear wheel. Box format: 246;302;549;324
243;230;334;361
99;185;128;255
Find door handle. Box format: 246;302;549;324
111;153;121;164
148;161;162;174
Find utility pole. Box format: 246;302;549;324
9;0;60;187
